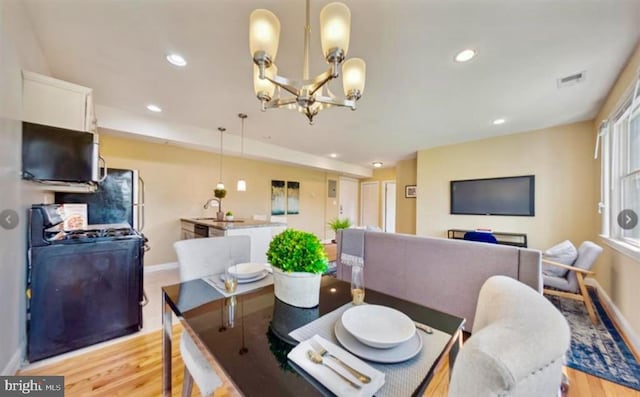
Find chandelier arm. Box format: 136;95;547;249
307;71;336;96
314;95;357;110
263;97;298;109
267;66;336;96
265;75;300;97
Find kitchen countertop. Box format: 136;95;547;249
181;218;286;230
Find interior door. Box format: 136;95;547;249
383;181;396;233
339;177;358;225
360;181;379;227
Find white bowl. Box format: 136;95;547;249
341;305;416;349
228;262;268;279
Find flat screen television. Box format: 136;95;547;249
22;122;95;183
450;175;535;216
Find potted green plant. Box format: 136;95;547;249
267;229;328;308
327;217;352;243
225;211;234;221
213;189;227;220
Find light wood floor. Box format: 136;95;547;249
19;324;640;397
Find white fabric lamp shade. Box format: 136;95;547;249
342;58;366;95
249;9;281;61
253;64;278;98
320;2;351;58
216;182;225;190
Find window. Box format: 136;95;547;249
600;74;640;251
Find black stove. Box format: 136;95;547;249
27;204;146;362
29;204;143;246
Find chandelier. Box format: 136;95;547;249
250;0;366;124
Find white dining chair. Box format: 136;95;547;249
449;276;570;397
173;236;251;397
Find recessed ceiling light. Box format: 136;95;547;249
166;53;187;67
493;118;506;125
329;153;338;158
147;104;162;113
454;49;477;63
372;161;383;168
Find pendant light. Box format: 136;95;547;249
216;127;226;190
236;113;248;192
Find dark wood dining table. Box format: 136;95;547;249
161;276;465;396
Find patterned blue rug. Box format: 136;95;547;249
547;289;640;391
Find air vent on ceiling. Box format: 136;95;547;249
557;71;586;88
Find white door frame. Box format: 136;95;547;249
360;181;379;228
381;180;396;232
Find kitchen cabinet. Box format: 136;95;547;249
180;219;286;262
22;70;97;132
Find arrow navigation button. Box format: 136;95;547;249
617;209;638;230
0;209;19;230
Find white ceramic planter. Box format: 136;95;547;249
272;267;322;308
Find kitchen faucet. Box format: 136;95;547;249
203;198;221;210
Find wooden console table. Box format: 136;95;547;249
447;229;528;248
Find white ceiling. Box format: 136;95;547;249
23;0;640;169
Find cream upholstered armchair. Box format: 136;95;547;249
449;276;570;397
542;241;603;324
173;236;250;397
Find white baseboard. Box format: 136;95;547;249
1;343;24;375
144;262;178;273
585;278;640;355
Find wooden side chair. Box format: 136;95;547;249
542;241;603;325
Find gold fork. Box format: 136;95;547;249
309;339;372;384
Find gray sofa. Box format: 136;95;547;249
336;231;542;330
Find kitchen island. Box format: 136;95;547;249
180;218;286;262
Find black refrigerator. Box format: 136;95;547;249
55;168;145;231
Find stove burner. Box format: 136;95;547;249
52;227;137;242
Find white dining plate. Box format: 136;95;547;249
334;318;423;363
228;262;268;279
341;305;416;349
219;270;268;284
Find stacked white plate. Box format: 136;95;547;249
335;305;423;363
225;262;269;284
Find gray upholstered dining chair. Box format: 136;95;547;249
542;241;603;325
173;236;251;397
449;275;570;397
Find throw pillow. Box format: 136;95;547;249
542;240;578;278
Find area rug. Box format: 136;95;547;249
546;289;640;390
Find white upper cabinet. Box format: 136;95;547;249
22;71;97;132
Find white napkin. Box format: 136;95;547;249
287;335;385;397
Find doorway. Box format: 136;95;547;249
339;177;358;225
360;181;379;228
382;181;396;233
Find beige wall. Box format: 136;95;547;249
100;134;337;266
396;159;417;234
416;121;598;250
1;0;53;374
591;43;640;336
